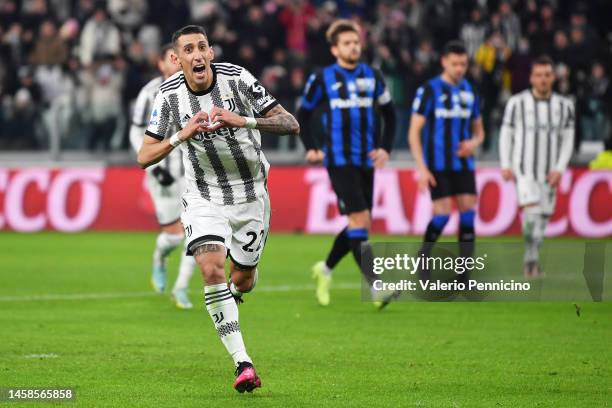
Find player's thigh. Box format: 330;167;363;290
147;173;183;227
430;171;453;212
180;193;232;257
227;194;271;268
327;166;370;215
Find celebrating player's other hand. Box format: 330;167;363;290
368;148;389;169
456;139;477;157
417;166;437;191
501;168;514;181
547;170;561;187
305;149;325;164
208;106;244;130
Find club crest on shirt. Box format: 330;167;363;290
459;91;474;105
223;97;237;112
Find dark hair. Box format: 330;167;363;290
442;40;467;56
171;25;207;47
326;19;360;45
159;43;174;59
531;55;554;70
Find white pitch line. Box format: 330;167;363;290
0;283;361;303
24;353;59;359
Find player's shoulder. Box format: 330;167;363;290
508;89;530;104
213;62;244;78
552;92;574;106
158;71;186;94
142;76;164;92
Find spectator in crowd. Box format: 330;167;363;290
29;20;67;66
79;7;121;67
460;7;488;58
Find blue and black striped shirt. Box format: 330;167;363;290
299;63;394;167
412;76;480;171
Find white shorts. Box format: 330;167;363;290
181;192;271;267
146;172;184;226
516;177;556;215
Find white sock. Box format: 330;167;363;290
173;251;196;292
321;262;332;277
204;284;251;366
153;232;183;265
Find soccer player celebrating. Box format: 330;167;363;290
137;25;299;392
129;44;196;309
296;19;396;306
378;41;484;309
499;56;574;277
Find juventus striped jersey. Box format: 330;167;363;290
130;76;183;178
145;63;279;205
499;90;575;181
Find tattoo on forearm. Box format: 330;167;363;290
193;244;224;257
255;105;300;135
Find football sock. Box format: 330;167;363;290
153;232;183;265
458;209;476;258
421;214;450;257
172;250;196;291
324;227;350;271
522;207;540;263
347;228;377;286
205;284;251;366
527;213;549;263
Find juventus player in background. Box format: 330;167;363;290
499;56;574;278
297;19;396;307
129;44;196;309
137;25;299;392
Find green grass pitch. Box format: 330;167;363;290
0;232;610;407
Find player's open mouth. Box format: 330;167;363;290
193;64;206;73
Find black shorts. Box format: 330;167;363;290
430;170;477;200
327;166;374;215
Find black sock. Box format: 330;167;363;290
421;214;450;257
346;228;376;285
325;227;350;269
458;210;476;283
458;210;476;258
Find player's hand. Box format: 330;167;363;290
501;168;514;181
305;149;325;164
547;170;561;188
417;167;436;191
180;111;215;140
369;149;389;169
208;106;245;130
457;139;477;157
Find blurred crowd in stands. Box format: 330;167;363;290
1;0;611;156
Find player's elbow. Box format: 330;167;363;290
137;151;151;169
289;117;300;136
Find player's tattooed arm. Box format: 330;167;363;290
255;105;300;136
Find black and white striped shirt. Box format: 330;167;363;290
499;90;575;181
130;76;183;178
145;63;278;205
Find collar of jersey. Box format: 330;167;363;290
438;75;464;90
334;63;360;76
184;64;217;96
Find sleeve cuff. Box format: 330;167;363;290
259;100;280;116
145;130;164;141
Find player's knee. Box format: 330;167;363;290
199;260;225;283
348;211;370;229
